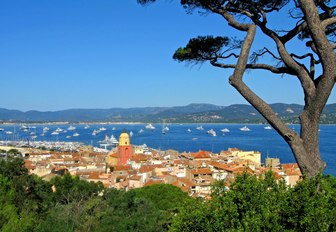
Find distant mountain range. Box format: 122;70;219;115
0;103;335;124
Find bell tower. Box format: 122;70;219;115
118;131;133;165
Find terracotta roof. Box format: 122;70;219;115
173;159;189;166
191;150;212;159
144;179;164;186
284;168;302;176
175;177;196;187
114;165;132;171
139;165;155;173
282;163;299;170
191;168;213;175
129;175;142;181
130;154;149;162
231;167;255;175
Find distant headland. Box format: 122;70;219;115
0;103;335;124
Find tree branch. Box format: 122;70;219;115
211;61;296;75
299;0;336;113
321;16;336;29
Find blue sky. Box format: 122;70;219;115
0;0;335;111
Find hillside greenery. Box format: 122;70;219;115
1;157;336;231
0;103;335;124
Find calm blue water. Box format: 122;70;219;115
1;123;335;175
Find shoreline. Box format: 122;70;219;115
0;122;336;126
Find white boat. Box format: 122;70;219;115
145;123;155;130
43;127;50;131
0;128;4;131
31;135;37;139
162;126;169;134
66;135;71;139
240;126;251;132
67;126;76;131
264;126;272;130
99;134;119;149
139;129;144;134
73;133;80;137
110;135;119;145
221;128;230;133
55;128;63;133
84;125;90;129
196;125;204;130
92;129;99;136
51;131;59;135
20;125;28;130
5;131;13;135
99;127;107;131
187;129;191;132
207;129;217;136
130;131;133;137
112;127;116;131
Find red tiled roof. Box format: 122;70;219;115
191;150;212;159
130;154;149;162
114;165;132;171
144;179;164;186
129;175;142;181
191;168;213;175
139;165;155;173
282;163;299;170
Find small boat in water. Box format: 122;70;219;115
240;126;251;132
207;129;217;136
221;128;230;133
196;125;204;130
67;126;76;131
264;126;272;130
73;133;80;137
145;123;155;130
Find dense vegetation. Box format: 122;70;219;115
1;157;336;231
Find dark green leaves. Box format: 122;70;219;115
173;36;230;63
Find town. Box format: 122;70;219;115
1;131;302;198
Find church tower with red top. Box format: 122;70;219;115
118;131;133;165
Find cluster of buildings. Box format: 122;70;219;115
3;131;302;198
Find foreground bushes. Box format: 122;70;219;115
170;172;336;232
1;157;336;231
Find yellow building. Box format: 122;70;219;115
228;148;261;165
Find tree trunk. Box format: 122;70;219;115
289;110;326;177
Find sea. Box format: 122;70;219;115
0;123;335;176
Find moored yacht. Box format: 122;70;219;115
207;129;217;136
240;126;251;132
145;123;155;130
221;128;230;133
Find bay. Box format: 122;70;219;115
1;123;335;176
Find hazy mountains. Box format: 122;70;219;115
0;103;335;124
